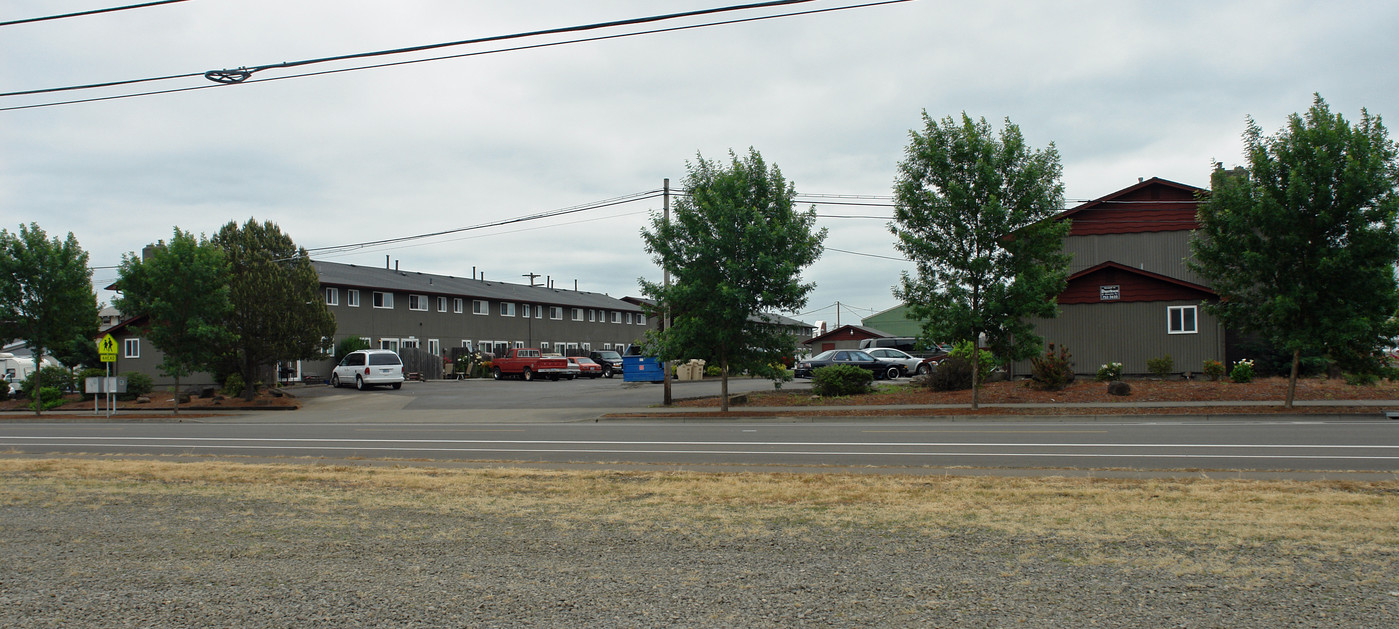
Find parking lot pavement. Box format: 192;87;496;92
271;376;815;422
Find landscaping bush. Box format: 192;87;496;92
120;372;154;400
1095;362;1122;382
20;366;75;399
30;386;65;411
811;364;873;397
1146;354;1175;377
1344;371;1378;386
948;340;998;384
332;336;372;365
222;373;245;397
1229;359;1255;383
1202;360;1225;381
926;356;974;392
0;379;9;399
1028;343;1074;391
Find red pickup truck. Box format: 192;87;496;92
491;348;571;381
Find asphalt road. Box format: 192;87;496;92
4;415;1398;477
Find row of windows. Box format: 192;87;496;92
325;287;647;325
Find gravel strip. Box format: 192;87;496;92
2;493;1396;627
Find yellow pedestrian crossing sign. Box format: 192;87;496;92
98;334;118;363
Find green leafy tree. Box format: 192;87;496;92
890;112;1070;408
1190;94;1399;407
114;228;233;414
640;148;826;411
0;223;100;415
212;219;335;399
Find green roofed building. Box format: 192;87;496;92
861;304;924;337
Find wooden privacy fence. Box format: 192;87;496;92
398;347;444;380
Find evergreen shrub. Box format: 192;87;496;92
811;364;873;396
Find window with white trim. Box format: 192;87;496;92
428;339;441;356
626;312;633;324
513;341;524;349
473;300;488;315
582;342;591;351
454;298;464;314
373;292;394;309
124;338;140;358
611;311;621;324
500;302;515;317
409;295;427;311
550;306;563;320
479;340;491;355
571;308;583;321
540;342;550;352
324;287;339;306
603;343;612;350
637;314;647;325
347;289;360;307
589;309;596;322
436;296;447;312
1168;305;1198;334
379;338;399;351
521;304;531;318
535;306;543;319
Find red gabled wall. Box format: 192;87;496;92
1058;265;1213;304
1062;178;1202;236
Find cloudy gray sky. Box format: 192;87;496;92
4;0;1397;328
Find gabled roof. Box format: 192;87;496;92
801;324;891;345
1059;261;1215;304
315;260;644;312
1055;177;1205;236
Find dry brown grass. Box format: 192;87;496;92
3;457;1396;578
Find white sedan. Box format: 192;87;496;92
865;348;931;376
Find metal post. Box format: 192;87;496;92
662;177;673;406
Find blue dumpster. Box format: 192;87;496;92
622;356;664;382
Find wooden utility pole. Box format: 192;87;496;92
662;178;673;405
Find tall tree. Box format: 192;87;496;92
0;223;100;415
890;112;1070;408
640;148;826;411
212;219;335;399
1190;95;1399;406
114;228;232;414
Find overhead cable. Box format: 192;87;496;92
0;0;190;27
1;0;912;111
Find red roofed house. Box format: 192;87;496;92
1014;177;1225;376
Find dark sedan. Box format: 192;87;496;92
793;350;902;380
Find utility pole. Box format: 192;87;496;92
835;301;841;327
662;177;673;406
522;272;541;287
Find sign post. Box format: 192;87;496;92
97;334;118;417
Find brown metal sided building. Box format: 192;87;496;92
1016;177;1224;376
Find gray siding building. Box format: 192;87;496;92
314;260;656;374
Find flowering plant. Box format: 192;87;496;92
1202;359;1225;381
1095;362;1123;382
1229;358;1255;383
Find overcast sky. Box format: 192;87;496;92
4;0;1397;329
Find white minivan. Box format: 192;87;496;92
330;349;405;390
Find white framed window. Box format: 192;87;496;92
124;338;140;358
603;343;612;350
428;339;441;356
436;296;447;313
625;312;633;324
582;342;591;351
359;336;371;345
521;304;532;318
324;287;339;306
513;341;524;349
540;342;550;352
572;308;583;321
637;314;647;325
566;343;578;352
461;340;472;350
1168;305;1198;334
479;340;492;355
347;290;360;307
400;337;419;350
373;291;394;309
589;309;596;322
550;306;563;320
611;311;622;324
473;300;488;315
379;338;399;351
409;295;428;311
454;298;464;314
500;302;516;317
535;305;543;319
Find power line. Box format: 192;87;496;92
2;0;911;111
0;0;190;27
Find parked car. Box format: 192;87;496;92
330;349;405;390
865;347;931;376
793;350;901;380
568;356;603;379
492;348;571;381
588;350;625;378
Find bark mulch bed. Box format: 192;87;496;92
0;390;299;418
